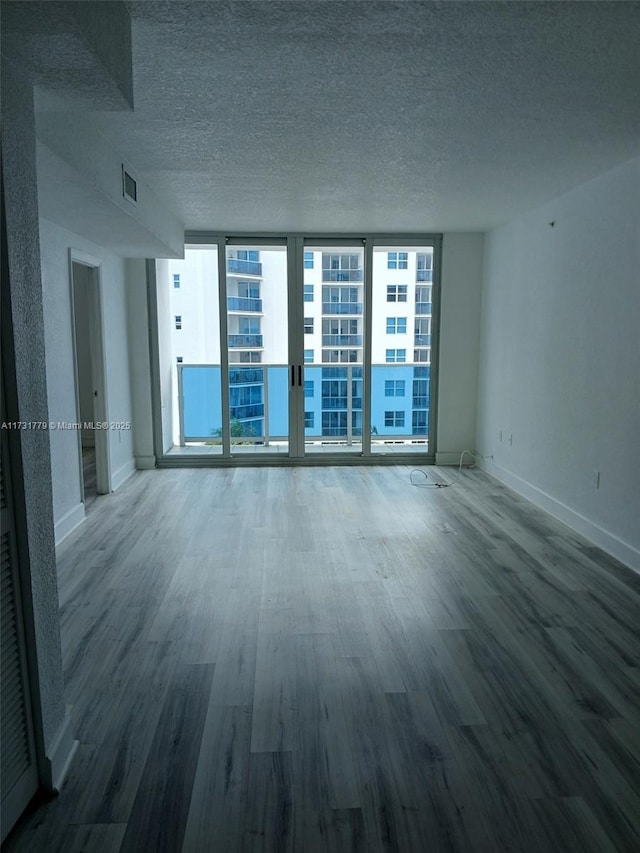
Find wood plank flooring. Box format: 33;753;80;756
4;466;640;852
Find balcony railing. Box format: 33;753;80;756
415;302;432;315
229;404;265;420
322;335;362;347
414;335;432;346
227;259;262;276
227;296;263;312
321;396;363;410
416;269;433;282
229;368;263;385
321;270;363;282
177;363;429;450
322;302;363;315
228;334;263;348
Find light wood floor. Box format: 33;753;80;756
5;466;640;852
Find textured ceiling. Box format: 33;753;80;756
40;1;640;231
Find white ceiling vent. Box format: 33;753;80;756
122;164;137;204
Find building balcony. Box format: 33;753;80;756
416;269;433;282
229;403;265;421
412;396;430;408
227;297;263;312
322;335;362;347
414;335;432;347
227;259;262;276
322;302;363;315
415;302;432;315
321;270;363;283
321;397;363;411
229;368;264;385
228;334;263;348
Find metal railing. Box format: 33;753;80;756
322;335;363;347
227;259;262;276
321;270;363;282
322;302;363;315
227;296;263;312
228;334;263;348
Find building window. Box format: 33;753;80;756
238;351;262;363
384;411;405;427
173;274;181;288
304;252;314;269
387;252;408;270
322;349;358;363
322;410;348;436
304;284;314;302
384;380;405;397
386;317;407;334
304;349;314;364
304;380;314;397
413;378;429;407
412;410;429;435
304;317;314;334
322;253;363;282
416;252;433;282
414;349;431;364
385;349;406;363
386;284;407;302
304;411;315;428
238;281;260;299
239;317;260;334
176;356;183;363
415;284;432;313
175;315;182;330
234;249;259;262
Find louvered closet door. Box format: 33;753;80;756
1;422;39;843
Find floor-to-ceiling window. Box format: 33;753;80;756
154;234;440;463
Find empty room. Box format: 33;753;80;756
1;1;639;851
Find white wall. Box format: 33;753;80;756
437;233;484;462
156;259;176;453
72;263;95;447
476;156;640;570
126;259;155;468
39;218;136;542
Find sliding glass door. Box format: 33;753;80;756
301;242;365;456
224;242;289;456
162;234;439;462
369;244;435;455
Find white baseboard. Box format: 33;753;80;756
44;711;79;793
111;457;136;490
435;450;476;466
481;460;640;574
135;454;156;470
54;503;85;546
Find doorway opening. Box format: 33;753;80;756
70;258;111;508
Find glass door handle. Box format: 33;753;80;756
298;365;302;387
291;365;295;388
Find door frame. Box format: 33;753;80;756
150;232;441;467
69;250;112;496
